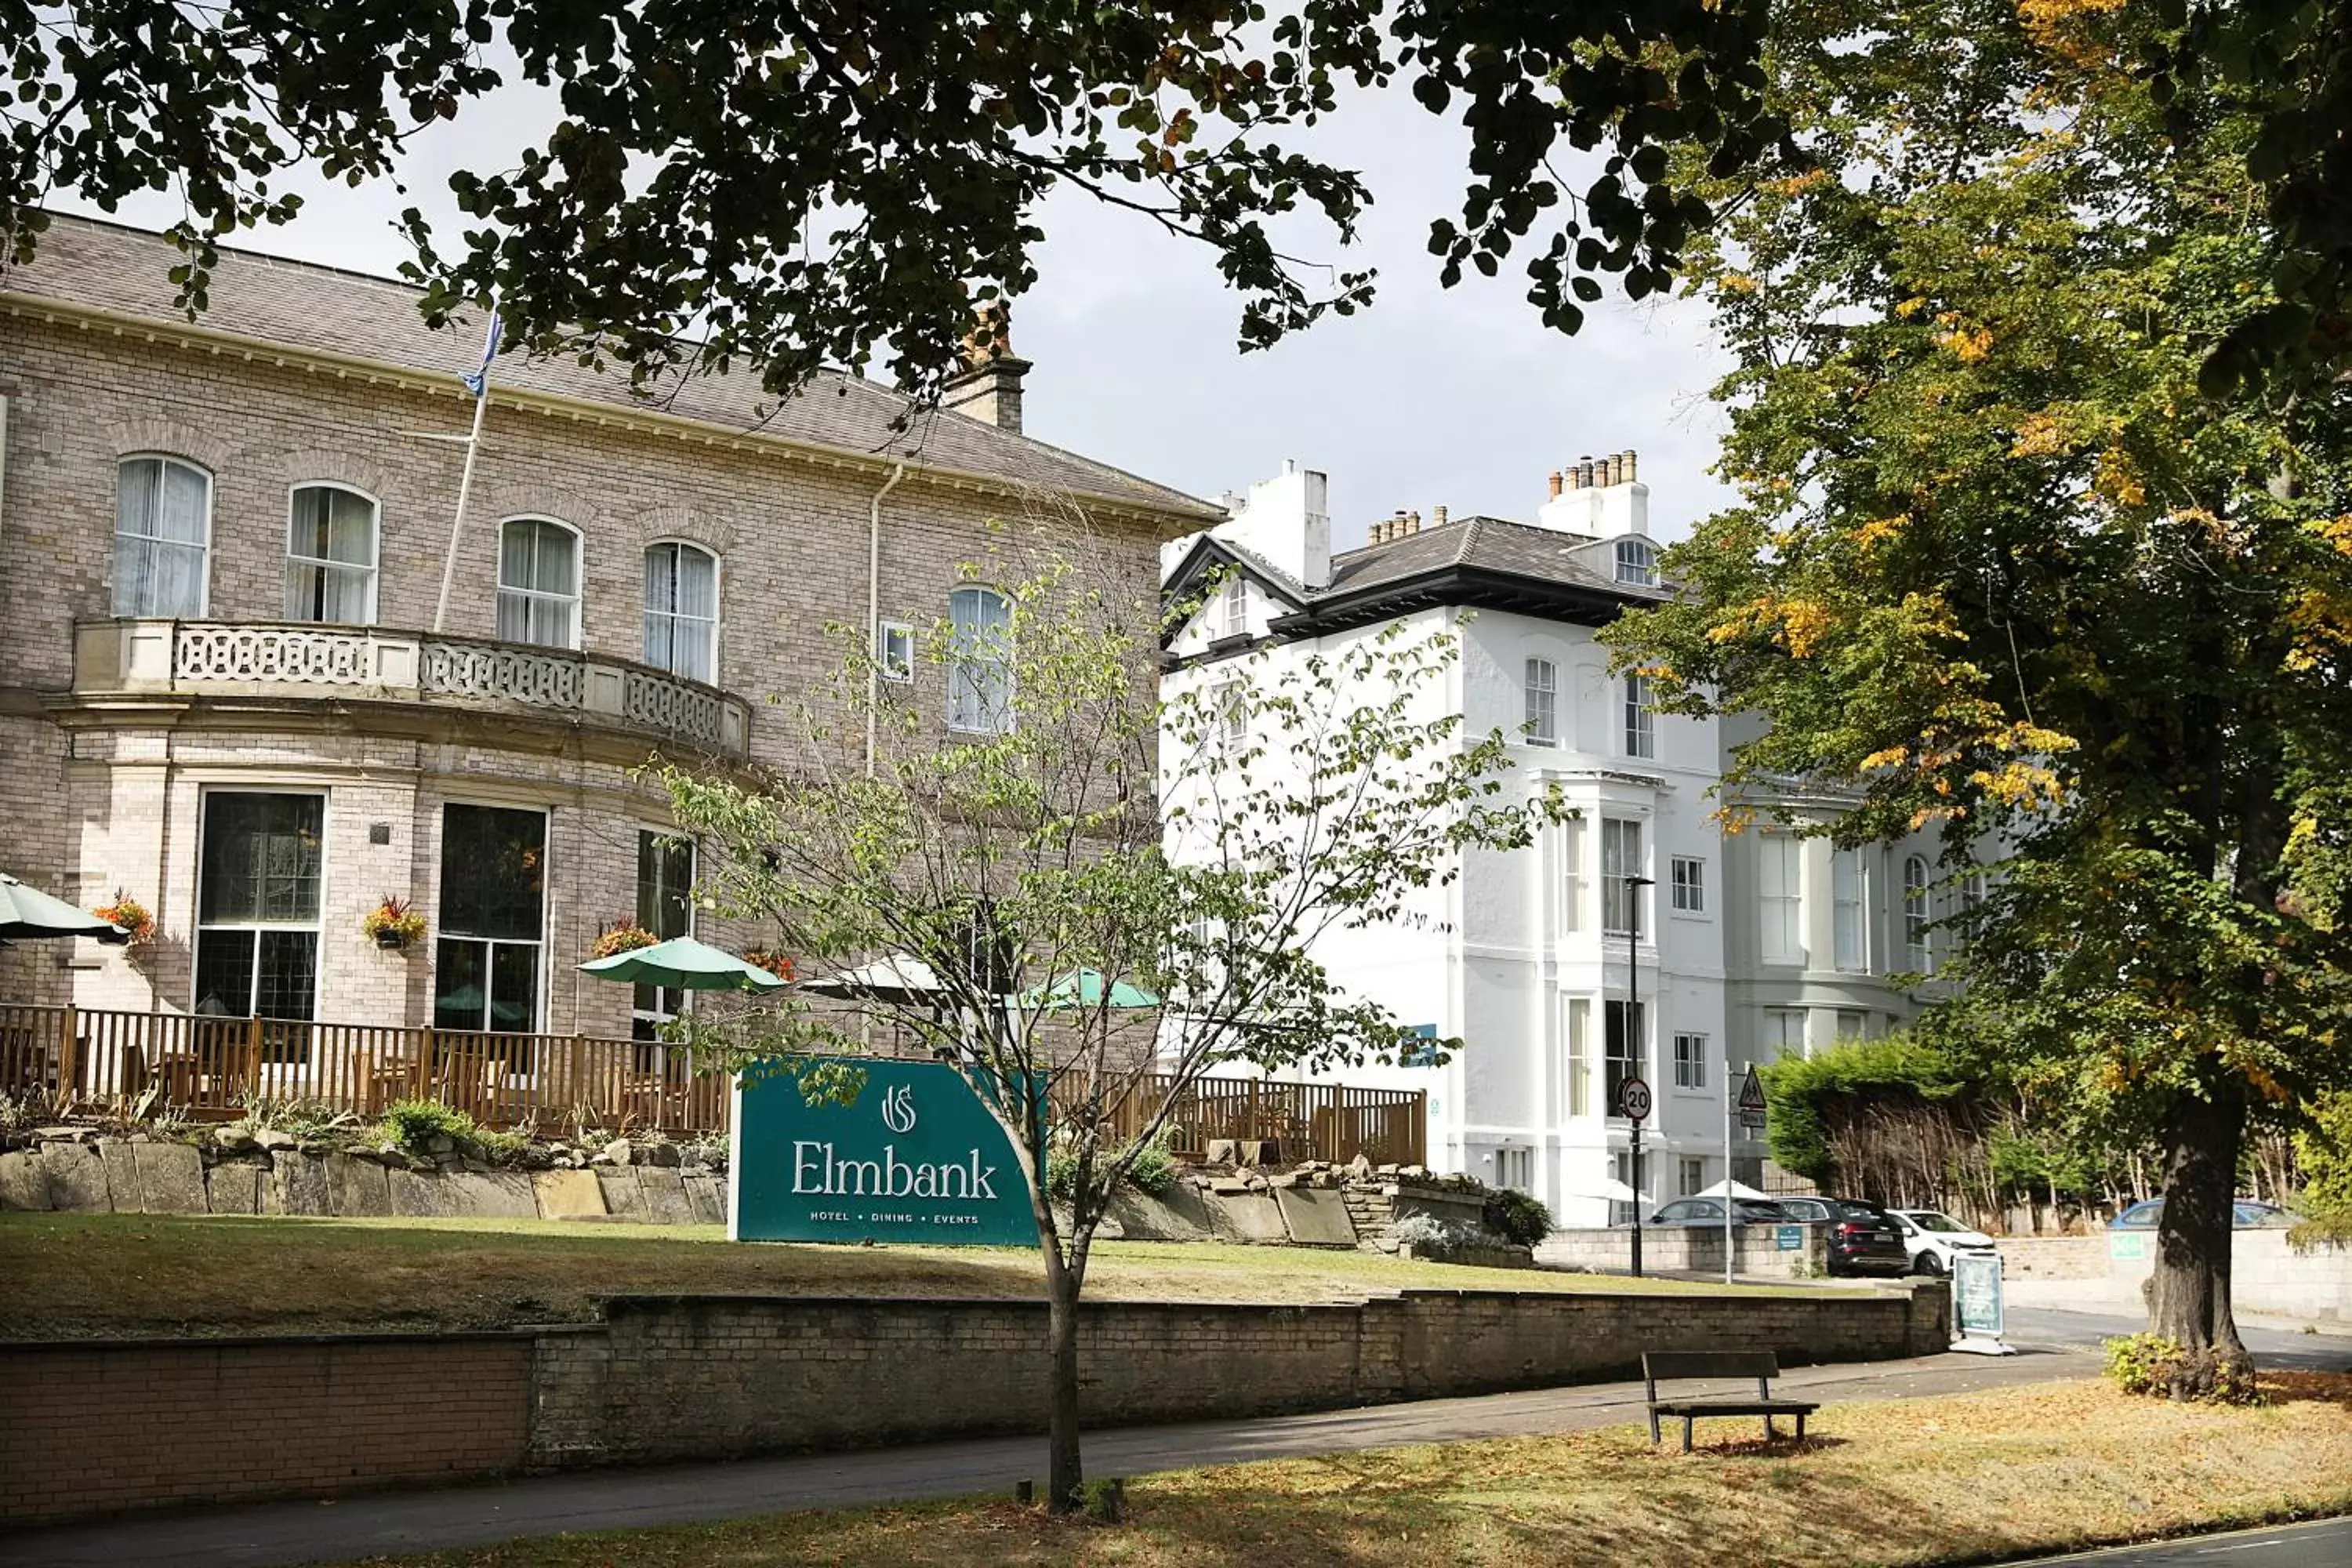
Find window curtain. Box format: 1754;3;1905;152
949;587;1013;732
285;485;376;623
497;520;579;647
642;544;717;681
114;458;211;616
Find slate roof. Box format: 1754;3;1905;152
1166;512;1670;647
1;213;1217;521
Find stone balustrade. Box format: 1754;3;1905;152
71;619;751;760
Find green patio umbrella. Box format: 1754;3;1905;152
578;935;788;992
0;872;126;942
1014;969;1160;1009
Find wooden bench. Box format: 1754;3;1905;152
1642;1351;1820;1452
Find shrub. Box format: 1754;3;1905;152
378;1098;477;1154
2104;1333;2260;1404
472;1127;532;1166
1122;1134;1180;1196
1483;1188;1555;1247
1046;1134;1178;1203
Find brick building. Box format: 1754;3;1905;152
0;216;1211;1055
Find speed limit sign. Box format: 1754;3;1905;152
1617;1076;1653;1123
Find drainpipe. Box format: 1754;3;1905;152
866;463;908;776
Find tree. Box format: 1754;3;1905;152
662;525;1564;1508
1606;0;2352;1396
2;2;1783;400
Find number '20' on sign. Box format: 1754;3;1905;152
1617;1076;1653;1122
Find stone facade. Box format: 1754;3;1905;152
0;1281;1950;1525
0;216;1209;1037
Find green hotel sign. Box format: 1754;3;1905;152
728;1058;1037;1247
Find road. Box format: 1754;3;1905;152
0;1308;2338;1568
2027;1517;2352;1566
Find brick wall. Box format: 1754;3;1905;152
2;1284;1947;1525
0;1334;531;1526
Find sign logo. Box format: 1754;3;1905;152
880;1082;917;1134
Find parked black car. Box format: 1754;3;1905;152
1644;1196;1790;1226
1773;1196;1911;1276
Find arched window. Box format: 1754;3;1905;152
947;586;1014;734
496;517;581;648
114;456;212;617
285;485;379;625
1904;855;1933;973
1613;536;1657;587
642;542;719;682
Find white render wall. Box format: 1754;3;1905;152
1163;464;1971;1224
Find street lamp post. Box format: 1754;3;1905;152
1624;873;1655;1279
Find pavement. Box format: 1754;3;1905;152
0;1308;2341;1568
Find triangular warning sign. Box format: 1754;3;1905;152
1737;1064;1768;1116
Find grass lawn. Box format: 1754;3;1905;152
343;1377;2352;1568
0;1211;1822;1339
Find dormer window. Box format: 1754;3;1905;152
1614;537;1658;587
1210;576;1247;641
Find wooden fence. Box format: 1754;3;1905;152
0;1004;1427;1164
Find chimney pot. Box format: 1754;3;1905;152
1548;470;1563;499
1577;459;1595;488
1406;510;1421;534
941;303;1030;433
1433;505;1448;527
1624;450;1639;482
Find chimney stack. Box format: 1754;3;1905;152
941;302;1032;434
1405;510;1421;535
1548;470;1563;499
1623;449;1639;482
1577;456;1595;489
1433;505;1448;528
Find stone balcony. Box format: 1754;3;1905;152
70;619;752;760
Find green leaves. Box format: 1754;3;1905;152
8;2;1782;400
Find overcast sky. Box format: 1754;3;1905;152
56;71;1734;550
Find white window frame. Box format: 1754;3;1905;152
1904;855;1933;973
642;539;720;684
1833;847;1870;973
434;802;552;1040
1523;656;1559;746
1762;1007;1808;1061
1836;1009;1869;1040
1496;1146;1534;1192
947;585;1015;735
1759;834;1805;966
1560;817;1587;935
1601;817;1645;937
283;482;380;626
1563;995;1592;1119
1622;672;1656;758
1674;1030;1708;1090
1670;854;1707;914
114;454;213;618
191;788;325;1024
1614;536;1658;587
1679;1156;1706;1196
1213;680;1246;749
496;516;583;650
1209;575;1247;641
877;619;915;683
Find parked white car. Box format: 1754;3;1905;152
1889;1209;1997;1276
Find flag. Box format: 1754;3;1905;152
460;307;502;399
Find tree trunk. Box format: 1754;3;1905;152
1040;1236;1084;1511
2147;1082;2253;1398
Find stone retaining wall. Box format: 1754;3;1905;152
0;1137;726;1225
1537;1224;1834;1280
2;1281;1947;1526
2000;1229;2351;1323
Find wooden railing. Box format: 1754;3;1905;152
1055;1071;1427;1168
0;1003;728;1135
0;1003;1427;1164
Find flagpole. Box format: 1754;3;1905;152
431;388;490;634
432;308;501;635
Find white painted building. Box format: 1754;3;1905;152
1162;455;1956;1224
